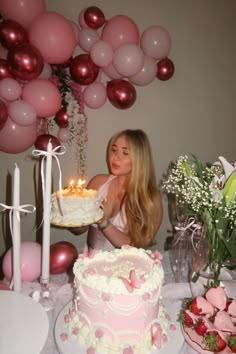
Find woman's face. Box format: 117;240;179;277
108;135;132;176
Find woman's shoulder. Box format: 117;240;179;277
87;174;111;190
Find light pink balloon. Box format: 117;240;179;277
0;0;45;29
22;79;61;117
8;100;37;126
37;62;52;79
129;54;157;86
90;40;113;67
83;82;107;109
2;241;42;282
78;28;100;53
0;78;22;101
29;11;76;64
78;8;88;29
0;45;8;59
101;15;139;50
113;43;144;77
140;25;171;60
102;62;122;80
70;21;80;45
58;127;70;142
0;118;37;153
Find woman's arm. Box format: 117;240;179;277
96;217;131;248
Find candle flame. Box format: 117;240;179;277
78;179;85;187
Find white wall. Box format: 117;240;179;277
0;0;236;259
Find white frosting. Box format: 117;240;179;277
50;187;103;226
62;246;170;354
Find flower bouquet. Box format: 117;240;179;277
162;154;236;284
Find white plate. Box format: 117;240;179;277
55;299;185;354
0;291;49;354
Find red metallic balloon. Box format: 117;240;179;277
156;57;175;81
34;134;61;151
0;280;10;291
84;6;105;29
106;79;137;109
7;43;44;81
49;241;78;274
0;58;14;79
0;99;8;129
55;108;69;128
69;54;99;86
0;19;28;49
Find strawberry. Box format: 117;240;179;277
195;318;208;336
204;330;226;352
179;310;194;328
225;298;233;311
190;297;202;315
228;334;236;353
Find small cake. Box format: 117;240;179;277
50;182;103;227
60;245;173;354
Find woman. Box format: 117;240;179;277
72;129;163;250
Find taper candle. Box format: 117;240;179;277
41;141;52;284
13;163;21;292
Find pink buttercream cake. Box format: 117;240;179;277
60;245;173;354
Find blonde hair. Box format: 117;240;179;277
107;129;160;248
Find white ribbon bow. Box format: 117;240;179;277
0;203;36;236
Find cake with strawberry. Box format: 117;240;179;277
58;245;176;354
180;286;236;353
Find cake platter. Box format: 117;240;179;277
50;214;103;228
55;299;185;354
0;290;49;354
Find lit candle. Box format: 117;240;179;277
12;163;21;292
76;179;85;193
41;141;52;284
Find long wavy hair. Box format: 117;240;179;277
107;129;160;248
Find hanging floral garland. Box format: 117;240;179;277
45;65;88;178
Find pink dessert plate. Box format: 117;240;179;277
181;325;213;354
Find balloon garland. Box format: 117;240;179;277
0;1;175;177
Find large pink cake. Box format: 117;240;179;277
60;245;173;354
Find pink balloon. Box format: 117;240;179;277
57;127;69;143
2;241;42;282
49;241;78;274
29;11;76;64
140;25;171;60
0;118;37;153
37;62;52;79
113;43;144;77
0;0;46;29
8;100;37;126
0;280;10;291
78;8;88;29
0;19;28;49
90;40;113;67
0;78;22;101
101;15;139;50
7;43;44;81
106;79;136;110
130;54;157;86
83;82;107;109
70;21;80;45
84;6;105;30
102;62;122;80
22;79;61;117
78;28;100;53
0;99;8;129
